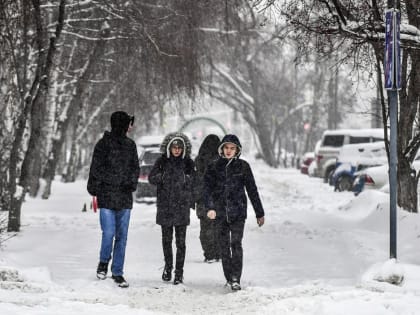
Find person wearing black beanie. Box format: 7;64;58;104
110;111;134;136
87;111;139;288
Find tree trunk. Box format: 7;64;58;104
246;60;278;167
276;133;282;165
7;191;24;232
19;89;46;197
255;126;277;167
42;26;109;199
7;108;29;231
398;158;418;212
397;48;420;212
327;72;335;130
372;80;382;128
19;0;65;198
304;59;324;154
19;78;46;197
63;128;80;183
332;68;339;130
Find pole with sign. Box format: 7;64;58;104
384;9;401;90
384;8;401;259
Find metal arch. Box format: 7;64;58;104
179;117;227;134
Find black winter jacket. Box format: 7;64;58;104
194;135;220;218
149;155;195;226
204;157;265;222
195;154;218;218
87;131;140;210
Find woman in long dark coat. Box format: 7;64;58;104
194;134;221;262
148;132;195;285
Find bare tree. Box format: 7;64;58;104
200;2;355;166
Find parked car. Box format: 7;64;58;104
135;147;161;203
314;128;385;182
300;152;315;175
353;156;420;195
137;135;164;152
331;142;387;192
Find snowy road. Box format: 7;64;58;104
1;160;420;314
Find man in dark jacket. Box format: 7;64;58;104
87;111;139;288
204;134;265;291
148;132;195;285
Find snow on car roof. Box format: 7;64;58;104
322;128;384;137
340;141;385;154
137;135;164;146
303;151;315;159
337;141;387;165
143;147;161;153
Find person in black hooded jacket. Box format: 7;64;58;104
148;132;195;285
194;134;221;263
87;111;139;288
204;134;265;291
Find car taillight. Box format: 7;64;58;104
139;174;148;180
364;175;375;185
316;154;323;163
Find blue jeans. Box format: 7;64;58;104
99;208;131;276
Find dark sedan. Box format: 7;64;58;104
135;148;161;203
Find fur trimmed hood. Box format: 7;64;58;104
160;132;192;159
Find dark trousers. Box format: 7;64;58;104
218;219;245;283
199;218;220;260
161;225;187;272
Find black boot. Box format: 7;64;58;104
112;275;129;288
162;265;172;282
231;277;241;291
173;270;183;285
96;261;108;280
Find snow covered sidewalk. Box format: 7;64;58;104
1;160;420;314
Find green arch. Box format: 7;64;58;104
179;117;227;134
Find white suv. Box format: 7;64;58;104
314;128;385;182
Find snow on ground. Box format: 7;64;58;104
1;159;420;314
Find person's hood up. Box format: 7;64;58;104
218;134;242;158
198;134;220;158
160;132;192;159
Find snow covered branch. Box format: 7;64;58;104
212;65;255;105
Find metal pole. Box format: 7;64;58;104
388;90;398;258
386;0;400;259
385;0;401;259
